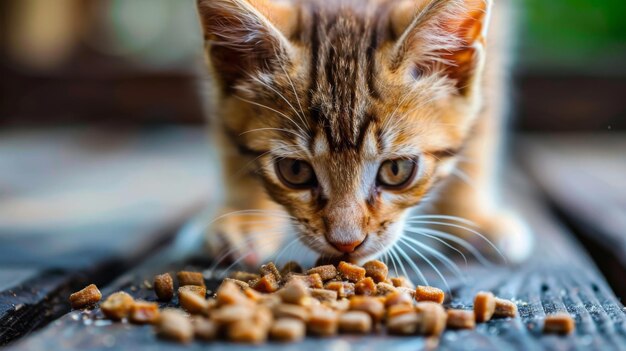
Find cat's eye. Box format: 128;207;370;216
377;159;417;189
275;158;317;189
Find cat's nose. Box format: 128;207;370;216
331;238;365;253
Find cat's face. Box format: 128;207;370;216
198;0;489;261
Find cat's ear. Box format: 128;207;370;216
389;0;491;97
197;0;298;91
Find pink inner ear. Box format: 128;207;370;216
436;1;488;93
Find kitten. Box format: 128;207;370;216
196;0;534;266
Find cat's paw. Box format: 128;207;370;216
479;210;535;265
205;208;285;268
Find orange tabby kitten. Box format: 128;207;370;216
196;0;533;266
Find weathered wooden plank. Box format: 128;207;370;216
0;127;216;345
9;169;626;350
519;134;626;298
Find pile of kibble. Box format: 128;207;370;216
69;260;575;344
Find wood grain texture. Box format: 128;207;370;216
8;167;626;350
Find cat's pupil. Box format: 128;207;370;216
391;161;399;176
291;160;301;175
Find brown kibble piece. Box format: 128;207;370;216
273;303;310;321
211;305;255;324
385;291;413;307
286;273;323;289
307;307;339;336
270;318;306;342
324;281;355;298
396;286;416;298
307;273;324;289
390;277;414;289
544;313;575;334
349;296;385;322
281;261;303;275
387;312;421;335
129;300;160;324
338;311;372;334
100;291;134;320
216;280;249;306
223;278;249;290
178;285;206;298
230;271;260;283
260;262;282;282
474;291;496;322
387;304;415;318
253;274;280;293
446;309;475;329
155;309;193;343
376;282;397;296
154;273;174;301
363;260;388;283
307;265;338;281
310;288;338;302
178;287;209;315
69;284;102;309
177;271;205;287
355;277;377;296
494;297;518;318
326;298;350;312
228;319;268;344
191;316;218;340
338;261;366;282
415;302;447;336
278;279;309;305
415;285;445;304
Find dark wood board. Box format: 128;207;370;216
9;170;626;350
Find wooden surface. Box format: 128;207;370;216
519;133;626;299
1;129;625;350
0;127;215;345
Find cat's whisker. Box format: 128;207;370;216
239;128;305;138
233;95;308;140
407;214;478;227
398;239;451;295
389;246;414;285
247;74;309;137
405;226;493;266
207;230;287;276
218;235;288;278
403;227;468;266
451;168;476;188
275;53;309;131
401;235;466;284
394;241;431;287
272;236;301;264
405;220;505;262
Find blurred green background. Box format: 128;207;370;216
521;0;626;74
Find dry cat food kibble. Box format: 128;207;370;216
76;260;529;344
474;291;496;322
415;285;445;304
270;318;306;342
494;297;518;318
177;271;205;287
363;260;388;283
154;273;174;301
156;308;194;343
100;291;134;320
129;300;160;324
544;313;576;334
446;309;476;329
69;284;102;309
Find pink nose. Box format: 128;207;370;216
331;238;365;253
